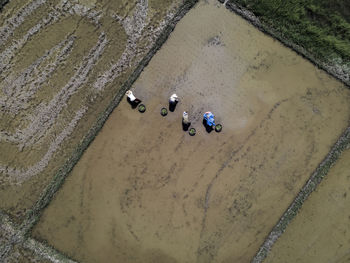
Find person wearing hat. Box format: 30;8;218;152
126;90;141;107
169;94;179;112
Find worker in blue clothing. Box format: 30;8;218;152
203;111;215;128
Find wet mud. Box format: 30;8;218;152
33;1;350;262
265;147;350;263
0;0;184;221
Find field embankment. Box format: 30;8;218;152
221;0;350;86
0;0;197;261
0;0;194;223
33;1;350;262
265;146;350;263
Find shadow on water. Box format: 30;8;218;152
169;101;178;112
127;97;141;109
202;119;213;133
182;122;191;131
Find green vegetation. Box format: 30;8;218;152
0;0;8;11
234;0;350;62
189;128;196;136
138;104;146;113
215;124;222;132
161;107;168;116
19;0;198;243
227;0;350;84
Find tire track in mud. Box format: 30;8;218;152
1;106;88;184
93;0;149;92
0;30;107;183
0;0;176;185
0;0;47;46
0;0;71;75
0;35;75;114
0;0;198;261
197;98;289;261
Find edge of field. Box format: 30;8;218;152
1;0;349;262
252;127;350;262
219;0;350;88
216;1;350;261
0;1;198;262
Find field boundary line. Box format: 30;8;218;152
0;1;198;262
217;1;350;261
219;0;349;88
0;1;199;262
0;210;77;262
252;127;350;262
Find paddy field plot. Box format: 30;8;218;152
0;0;184;222
33;1;350;262
265;147;350;263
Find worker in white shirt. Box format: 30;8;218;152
126;90;141;107
169;93;179;112
182;111;191;130
182;111;189;124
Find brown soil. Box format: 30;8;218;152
33;1;350;262
0;0;183;222
265;147;350;263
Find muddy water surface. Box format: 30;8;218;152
33;1;350;262
265;147;350;263
0;0;183;221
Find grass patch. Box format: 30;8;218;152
224;0;350;85
232;0;350;62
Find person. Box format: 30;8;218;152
126;90;141;107
203;111;215;127
182;111;189;124
169;94;179;104
169;94;179;112
182;111;191;131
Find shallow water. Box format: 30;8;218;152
0;0;182;221
265;147;350;263
33;0;350;262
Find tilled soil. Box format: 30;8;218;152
33;1;350;262
265;147;350;263
0;0;183;221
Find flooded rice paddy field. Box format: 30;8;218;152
33;1;350;262
265;147;350;263
0;0;183;221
